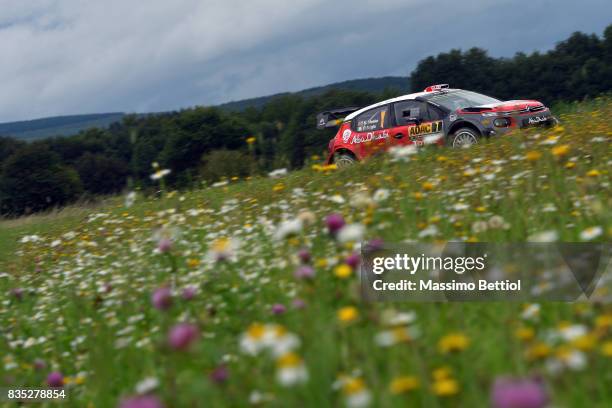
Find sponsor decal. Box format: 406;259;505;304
527;116;548;125
351;130;389;144
342;129;352;143
408;121;443;137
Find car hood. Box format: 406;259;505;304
459;100;545;114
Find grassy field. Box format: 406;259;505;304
0;98;611;407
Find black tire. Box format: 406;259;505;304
447;127;480;148
333;153;357;168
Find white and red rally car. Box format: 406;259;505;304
318;84;557;166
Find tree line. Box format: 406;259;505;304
1;25;611;216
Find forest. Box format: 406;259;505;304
0;25;610;216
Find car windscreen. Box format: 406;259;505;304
422;90;501;111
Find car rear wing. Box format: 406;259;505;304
316;107;361;129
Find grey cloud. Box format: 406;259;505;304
0;0;610;122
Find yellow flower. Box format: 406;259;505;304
422;182;434;191
413;192;423;200
571;334;597;351
586;169;601;177
438;333;470;353
334;264;353;279
276;352;302;368
595;313;612;329
432;378;459;396
601;341;612;357
337;306;359;324
273;183;285;192
565;161;576;169
525;342;551;361
436;155;448;162
389;376;420;394
246;136;256;144
187;258;200;268
432;367;452;381
551;144;570;158
515;326;535;341
525;151;542;161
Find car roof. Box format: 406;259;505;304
344;89;460;120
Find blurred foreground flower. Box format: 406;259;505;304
168;323;199;351
491;376;548;408
341;377;372;408
119;395;164;408
47;371;64;388
151;287;173;311
438;333;470;353
276;352;308;386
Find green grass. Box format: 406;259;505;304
0;98;611;407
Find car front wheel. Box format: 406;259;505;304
448;127;479;148
333;153;357;168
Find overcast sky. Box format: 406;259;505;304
0;0;610;122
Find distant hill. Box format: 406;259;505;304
0;113;125;141
218;76;410;111
0;76;409;140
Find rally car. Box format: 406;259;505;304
318;84;557;166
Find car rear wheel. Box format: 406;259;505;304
448;128;479;148
333;153;357;168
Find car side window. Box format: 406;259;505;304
353;105;390;132
394;101;425;126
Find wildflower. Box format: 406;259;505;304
334;264;353;279
157;238;172;253
586;169;600;177
338;306;359;324
525;343;551;361
389;145;417;161
375;326;419;346
471;220;488;234
181;286;197;300
151;287;172;311
208;237;239;261
344;253;361;269
342;377;372;407
33;359;46;371
297;248;311;263
514;326;535;342
528;230;558;243
373;188;390;202
601;341;612;357
337;224;365;244
292;298;306;309
150;168;171;181
271;304;286;315
276;352;308;386
10;287;24;300
168;323;199;351
350;191;373;208
268;168;288;178
380;309;417;326
525;151;542;162
432;378;459;396
294;265;315;279
326;213;346;235
119;395;165;408
418;225;438;239
389;376;420;394
521;304;540;320
579;226;602;241
152;225;179;254
491;377;548;408
47;371;64;388
438;333;470;353
488;215;509;229
422;181;435;191
297;210;316;225
125;191;137;208
134;377;159;394
274;218;303;240
246;136;256;144
209;365;229;384
551;144;570;158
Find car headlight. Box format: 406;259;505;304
493;118;511;127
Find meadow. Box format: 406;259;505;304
0;98;611;407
